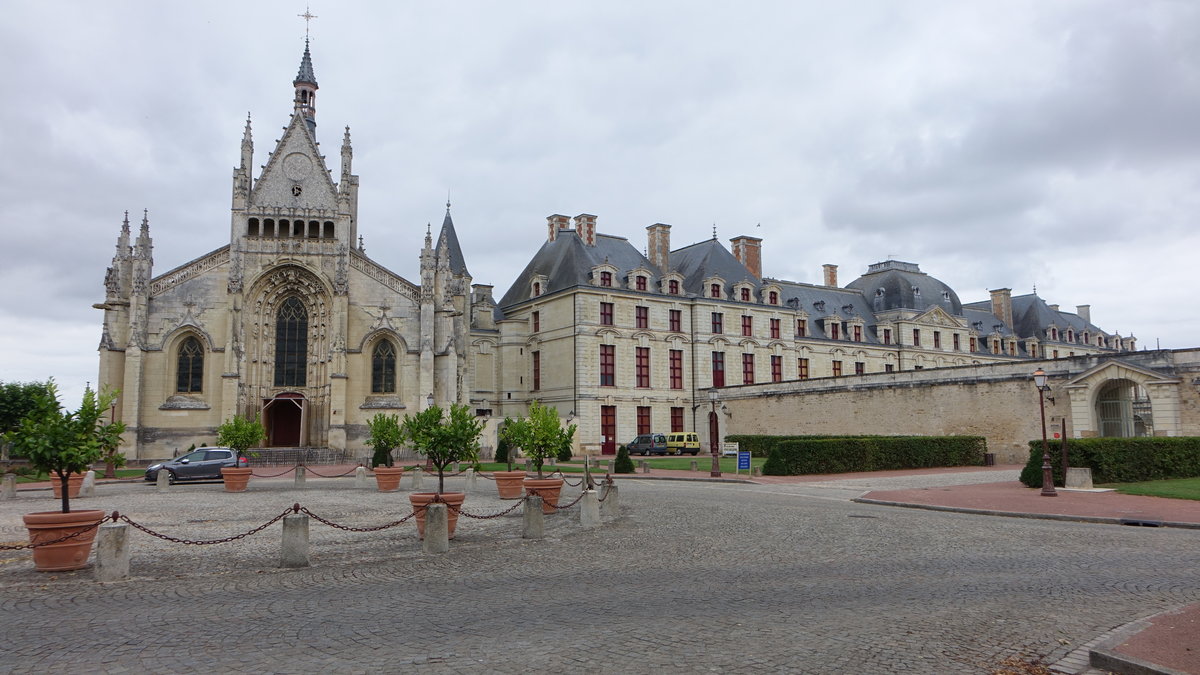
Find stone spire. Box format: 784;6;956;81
240;113;253;170
340;125;353;188
293;38;318;128
436;201;470;277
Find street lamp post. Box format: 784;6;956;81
1032;368;1057;497
709;390;722;478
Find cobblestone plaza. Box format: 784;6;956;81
2;473;1198;673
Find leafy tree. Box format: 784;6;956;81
400;403;484;494
0;380;55;460
494;419;512;468
615;445;635;474
216;414;264;463
4;381;119;513
366;413;402;468
503;400;576;478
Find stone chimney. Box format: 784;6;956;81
1048;304;1059;312
1076;304;1091;323
989;288;1013;327
646;223;671;270
822;264;838;287
546;214;570;242
574;214;597;246
730;235;763;278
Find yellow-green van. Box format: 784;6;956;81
666;432;700;455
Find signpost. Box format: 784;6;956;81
737;450;751;474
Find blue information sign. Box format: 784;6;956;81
737;450;751;471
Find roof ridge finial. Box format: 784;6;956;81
446;188;451;212
712;223;717;240
298;6;318;39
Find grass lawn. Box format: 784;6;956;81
1102;477;1200;501
585;455;765;473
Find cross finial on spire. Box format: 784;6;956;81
712;223;717;240
298;5;318;38
446;189;451;212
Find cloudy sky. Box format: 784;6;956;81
3;1;1198;408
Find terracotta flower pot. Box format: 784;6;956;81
522;477;565;514
409;492;466;539
50;473;85;499
220;467;253;492
373;466;404;492
23;509;106;572
493;470;527;499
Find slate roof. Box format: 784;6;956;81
496;230;657;311
670;238;760;291
294;39;317;87
844;260;963;315
437;208;470;277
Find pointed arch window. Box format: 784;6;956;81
372;340;397;393
274;297;308;387
176;336;204;393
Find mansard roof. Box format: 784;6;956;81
670;238;759;291
496;230;654;310
844;260;963;315
437;208;470;277
1001;293;1106;339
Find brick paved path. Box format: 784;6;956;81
2;475;1198;673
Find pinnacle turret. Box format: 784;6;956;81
293;38;318;127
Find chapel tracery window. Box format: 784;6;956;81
176;336;204;393
274;297;308;387
371;340;397;393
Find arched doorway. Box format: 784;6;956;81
1095;379;1153;438
264;392;306;447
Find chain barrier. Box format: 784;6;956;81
527;488;588;512
298;505;417;532
300;465;360;479
550;471;584;487
250;466;297;478
119;507;292;545
0;513;115;550
596;479;614;503
443;499;525;520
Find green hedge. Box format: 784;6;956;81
726;434;890;458
1019;437;1200;487
762;436;986;476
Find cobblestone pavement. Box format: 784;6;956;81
2;474;1198;674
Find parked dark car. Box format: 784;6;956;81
144;447;247;483
626;433;669;456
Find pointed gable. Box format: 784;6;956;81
437;209;470;277
249;113;338;210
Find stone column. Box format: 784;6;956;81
80;470;96;498
294;466;306;488
280;513;310;568
0;474;15;500
355;465;367;488
156;469;170;492
600;483;620;518
423;503;450;554
523;495;544;539
411;467;424;490
579;490;600;528
95;523;130;582
465;468;476;492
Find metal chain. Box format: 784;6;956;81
527;488;587;512
443;499;525;520
550;470;584;487
301;465;360;478
250;466;297;478
119;507;292;545
0;513;114;550
298;505;416;532
596;481;614;503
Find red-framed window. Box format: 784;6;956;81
711;312;723;334
885;363;895;373
711;351;725;387
636;275;647;291
796;319;807;337
970;336;977;352
742;353;755;384
770;318;780;339
933;331;941;349
883;328;892;345
669;279;680;294
669;349;683;389
769;291;778;305
854;361;865;375
600;302;613;326
710;283;721;298
532;351;541;390
830;322;840;340
600;345;615;386
600;271;612;287
832;360;842;377
853;325;862;342
636;347;650;388
636;306;649;329
912;329;921;347
771;355;782;382
532;311;540;333
637;406;651;435
798;358;809;379
669;309;682;333
741;288;751;302
953;333;960;351
670;406;684;432
741;315;752;337
533;282;541;296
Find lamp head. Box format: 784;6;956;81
1032;368;1047;389
708;389;719;403
426;393;434;407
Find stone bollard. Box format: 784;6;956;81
549;457;556;467
1;474;16;500
355;465;368;488
294;466;306;488
465;468;476;493
522;494;544;539
579;490;600;528
80;470;96;498
1066;467;1093;490
411;467;424;490
607;460;615;473
453;462;460;473
640;460;650;474
280;513;310;568
423;503;450;554
95;522;130;582
752;466;762;477
690;460;698;472
156;469;170;492
525;459;533;472
600;483;620;518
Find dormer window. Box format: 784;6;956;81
1067;329;1074;342
669;279;679;295
1050;327;1058;341
600;271;613;287
533;282;541;296
740;288;750;302
768;291;778;305
636;275;647;291
710;283;721;298
1082;332;1089;344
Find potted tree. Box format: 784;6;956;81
401;403;483;539
215;413;263;492
513;400;576;514
493;417;527;499
366;412;404;491
6;382;117;571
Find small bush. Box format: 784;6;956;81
494;437;509;464
763;436;986;476
614;445;635;474
1020;437;1200;487
556;443;572;463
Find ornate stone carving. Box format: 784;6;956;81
227;250;243;294
104;266;120;297
334;244;348;295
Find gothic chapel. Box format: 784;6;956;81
97;42;488;458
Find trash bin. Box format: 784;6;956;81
983;453;996;466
